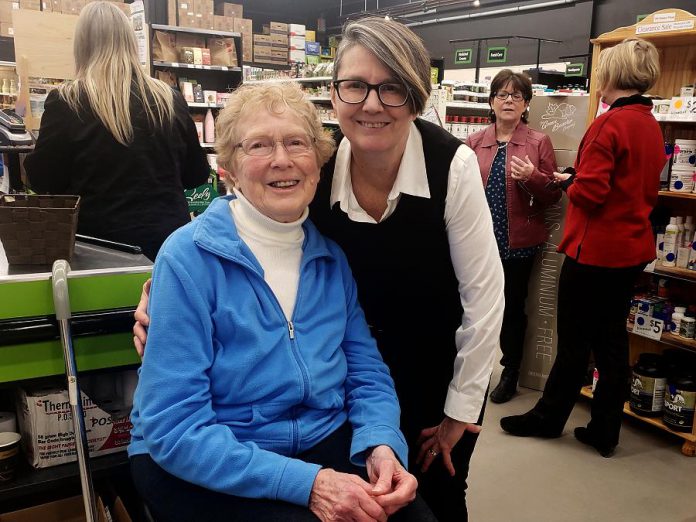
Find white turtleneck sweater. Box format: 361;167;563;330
229;190;306;320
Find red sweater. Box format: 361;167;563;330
558;98;665;267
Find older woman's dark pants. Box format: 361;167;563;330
130;422;437;522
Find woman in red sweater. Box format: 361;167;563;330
500;38;665;457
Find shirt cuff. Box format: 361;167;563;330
275;459;322;506
349;425;409;470
444;387;486;424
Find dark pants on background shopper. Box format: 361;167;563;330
500;256;537;371
131;422;437;522
532;256;643;446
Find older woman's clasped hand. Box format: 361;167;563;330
510;154;535;182
310;445;417;521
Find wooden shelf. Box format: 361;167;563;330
0;451;129;503
648;265;696;282
153;61;241;72
306;96;331;102
187;102;224;108
151;23;240;39
580;386;696;455
627;322;696;353
242;61;292;71
244;76;331;84
446;101;489;110
659;190;696;200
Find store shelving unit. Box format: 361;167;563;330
587;8;696;457
242;75;336;126
579;386;696;456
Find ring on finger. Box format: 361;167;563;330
427;448;438;457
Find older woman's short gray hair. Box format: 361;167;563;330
215;82;336;181
334;17;432;115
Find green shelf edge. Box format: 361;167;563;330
0;333;141;383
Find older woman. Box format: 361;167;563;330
501;38;664;457
128;82;435;522
466;70;560;404
135;18;504;521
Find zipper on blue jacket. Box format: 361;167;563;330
287;321;295;340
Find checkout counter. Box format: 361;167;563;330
0;240;151;383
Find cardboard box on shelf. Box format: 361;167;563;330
208;37;237;66
234;17;251;62
16;385;132;469
289;35;305;50
177;0;192;15
270;33;288;47
288;23;305;36
305;41;320;56
271;48;287;60
167;0;175;25
270;21;287;34
60;0;85;15
19;0;40;10
0;1;19;23
176;33;206;49
289;49;305;63
0;22;12;37
199;12;214;31
306;54;320;65
305;29;315;42
178;12;198;28
253;44;272;58
253;33;271;45
193;0;212;16
213;14;232;31
0;495;132;522
221;1;241;18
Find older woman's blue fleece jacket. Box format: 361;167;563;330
128;196;407;507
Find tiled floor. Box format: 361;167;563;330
467;360;696;522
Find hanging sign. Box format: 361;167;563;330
487;47;507;63
636;20;694;35
454;48;472;64
565;63;584;77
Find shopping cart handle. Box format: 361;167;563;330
52;260;72;321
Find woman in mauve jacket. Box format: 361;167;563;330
467;69;561;404
501;38;665;458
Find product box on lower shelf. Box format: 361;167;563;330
0;494;132;522
16;383;132;469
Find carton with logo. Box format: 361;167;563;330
15;384;132;469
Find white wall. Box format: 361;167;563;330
443;62;569;83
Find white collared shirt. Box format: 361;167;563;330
330;121;504;423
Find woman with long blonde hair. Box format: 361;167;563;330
26;1;209;260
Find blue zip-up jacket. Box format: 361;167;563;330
128;196;407;506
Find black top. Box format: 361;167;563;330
309;118;464;442
24;86;209;260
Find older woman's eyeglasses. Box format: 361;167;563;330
333;79;410;107
494;91;525;102
235;135;315;157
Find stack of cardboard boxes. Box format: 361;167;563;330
289;24;305;64
253;21;288;66
0;0;127;37
172;2;251;64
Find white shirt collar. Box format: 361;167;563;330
329;121;431;217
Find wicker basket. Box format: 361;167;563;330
0;194;81;265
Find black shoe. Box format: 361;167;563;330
490;369;519;404
574;427;616;458
500;410;562;438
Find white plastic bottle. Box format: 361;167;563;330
688;231;696;270
204;109;215;144
663;217;679;267
676;216;685;249
685;216;694;247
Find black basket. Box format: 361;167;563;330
0;194;80;265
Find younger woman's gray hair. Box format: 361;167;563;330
60;1;174;146
334;17;432;115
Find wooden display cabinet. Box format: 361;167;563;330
585;8;696;457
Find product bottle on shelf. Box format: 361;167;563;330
688;231;696;271
684;216;694;247
676;216;684;248
204;109;215;144
663;217;679;267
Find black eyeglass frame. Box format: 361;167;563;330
332;79;411;107
493;91;528;102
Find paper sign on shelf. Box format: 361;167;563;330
633;313;664;341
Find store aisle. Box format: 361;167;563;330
467;358;696;522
